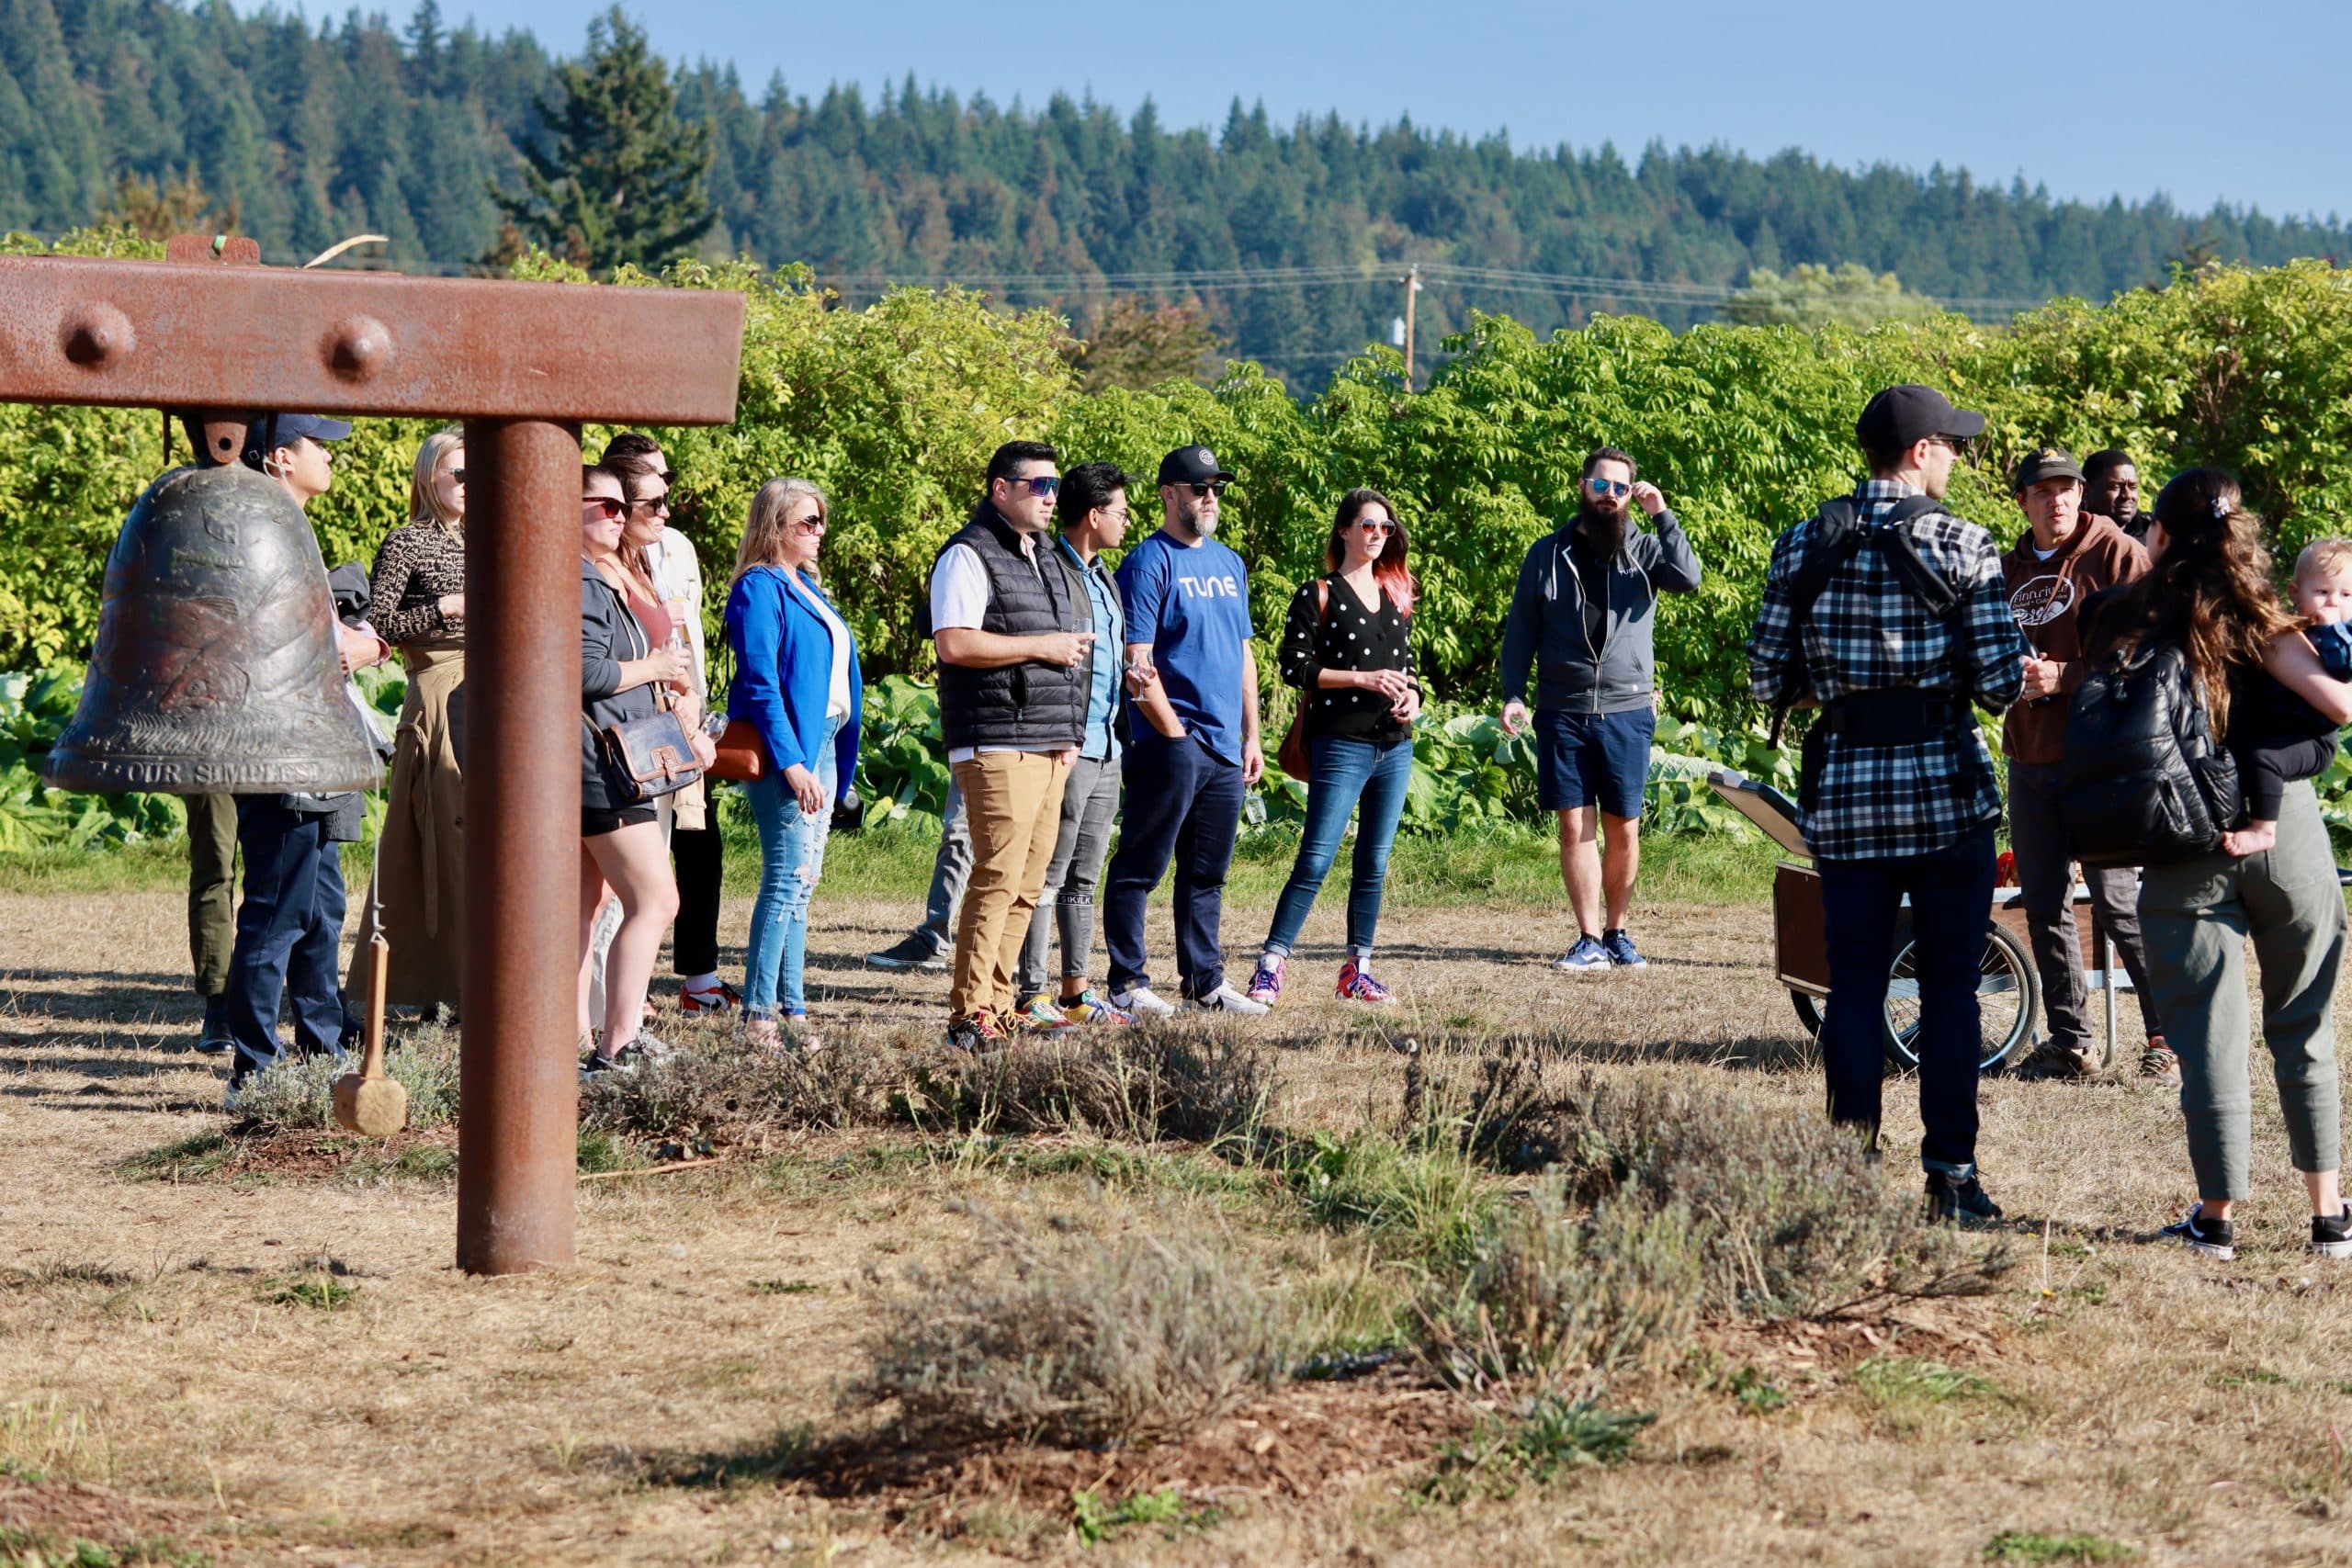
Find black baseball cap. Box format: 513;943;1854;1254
1157;444;1235;486
1855;384;1985;454
241;412;353;469
2011;446;2086;491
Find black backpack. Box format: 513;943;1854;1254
1760;494;1966;739
2059;640;2241;866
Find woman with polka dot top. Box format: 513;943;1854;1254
1246;490;1423;1005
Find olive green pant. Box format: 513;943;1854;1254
186;793;238;1000
2138;781;2345;1200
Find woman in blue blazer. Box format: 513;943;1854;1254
724;479;864;1047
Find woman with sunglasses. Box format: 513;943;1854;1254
724;478;863;1050
346;428;469;1020
578;464;704;1074
1246;490;1422;1005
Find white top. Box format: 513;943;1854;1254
927;536;1058;764
791;573;854;721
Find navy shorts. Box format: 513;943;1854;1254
1532;706;1654;818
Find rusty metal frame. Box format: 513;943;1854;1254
0;250;745;1276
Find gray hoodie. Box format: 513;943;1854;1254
1498;509;1702;715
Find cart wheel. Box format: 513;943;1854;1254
1880;921;2039;1075
1791;990;1825;1036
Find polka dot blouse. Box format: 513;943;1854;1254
1279;572;1418;742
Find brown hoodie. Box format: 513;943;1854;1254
2000;513;2150;764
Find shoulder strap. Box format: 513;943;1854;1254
1316;577;1330;623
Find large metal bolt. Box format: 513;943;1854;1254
61;304;135;367
329;316;391;380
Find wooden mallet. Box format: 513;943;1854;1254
333;931;407;1136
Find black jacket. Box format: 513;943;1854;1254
933;505;1088;750
581;557;662;812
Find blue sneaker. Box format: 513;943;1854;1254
1551;935;1611;974
1601;929;1647;969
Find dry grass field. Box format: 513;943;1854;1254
3;870;2349;1567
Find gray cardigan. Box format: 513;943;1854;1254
581;557;662;811
1498;510;1702;715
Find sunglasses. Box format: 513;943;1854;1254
1182;480;1230;498
789;513;827;535
1007;475;1060;498
1351;519;1396;534
1587;478;1631;498
630;494;671;513
448;468;465;484
583;495;627;518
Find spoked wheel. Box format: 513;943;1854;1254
1785;920;2040;1076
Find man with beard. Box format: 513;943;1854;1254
1499;446;1702;971
1101;445;1270;1016
2083;449;2150;544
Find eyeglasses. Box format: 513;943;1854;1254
1587;478;1631;498
1098;508;1131;525
1007;475;1060;498
1182;480;1229;498
1930;435;1969;455
1351;519;1396;534
583;496;627;518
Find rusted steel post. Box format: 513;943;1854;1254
458;418;582;1276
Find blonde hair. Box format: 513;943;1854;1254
731;478;829;587
2292;536;2352;586
408;427;465;535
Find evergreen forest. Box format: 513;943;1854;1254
4;0;2350;384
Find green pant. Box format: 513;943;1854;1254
186;793;238;1000
2139;780;2345;1200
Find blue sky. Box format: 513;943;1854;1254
419;0;2346;221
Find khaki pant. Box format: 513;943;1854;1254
949;750;1072;1024
2139;780;2345;1200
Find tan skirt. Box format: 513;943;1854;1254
348;641;467;1013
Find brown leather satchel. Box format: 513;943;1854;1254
707;716;769;783
1275;579;1330;784
594;689;703;804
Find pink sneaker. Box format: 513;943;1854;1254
1336;958;1395;1004
1245;958;1284;1006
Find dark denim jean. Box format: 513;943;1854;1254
1816;824;1996;1178
1103;730;1244;1000
226;799;349;1085
1262;733;1414;960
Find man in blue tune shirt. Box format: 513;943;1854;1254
1102;445;1271;1017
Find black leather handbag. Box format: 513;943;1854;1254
593;691;703;805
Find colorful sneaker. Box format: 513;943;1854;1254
867;932;949;974
2311;1204;2351;1260
1188;982;1270;1016
1551;936;1611;974
1245;958;1284;1006
1110;986;1178;1018
2163;1204;2234;1260
1061;990;1133;1026
2138;1041;2182;1088
1012;993;1076;1033
680;979;741;1016
1336;958;1396;1004
1600;929;1647;969
945;1011;1007;1052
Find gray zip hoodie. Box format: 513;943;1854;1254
1498;509;1702;714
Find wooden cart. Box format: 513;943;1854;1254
1708;770;2137;1073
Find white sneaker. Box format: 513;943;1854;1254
1187;983;1270;1016
1111;986;1178;1018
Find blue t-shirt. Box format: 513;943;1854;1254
1116;530;1253;762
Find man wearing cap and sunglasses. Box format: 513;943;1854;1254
1999;446;2167;1084
1498;446;1702;974
1747;384;2026;1224
928;440;1093;1051
1101;445;1271;1017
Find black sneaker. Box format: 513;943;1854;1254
2313;1204;2352;1260
944;1011;1006;1053
866;932;948;974
579;1043;645;1081
194;996;233;1055
1924;1172;2003;1224
2161;1205;2235;1260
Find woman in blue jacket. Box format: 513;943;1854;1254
725;478;863;1047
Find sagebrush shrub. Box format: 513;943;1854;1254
579;1036;891;1148
225;1023;458;1133
844;1206;1288;1449
899;1023;1274;1144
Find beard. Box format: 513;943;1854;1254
1176;499;1219;538
1576;499;1628;555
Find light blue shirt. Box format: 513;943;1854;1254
1060;534;1123;761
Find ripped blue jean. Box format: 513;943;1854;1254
742;717;842;1019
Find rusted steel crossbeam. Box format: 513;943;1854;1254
0;249;745;1277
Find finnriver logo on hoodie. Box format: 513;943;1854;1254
2008;572;2076;629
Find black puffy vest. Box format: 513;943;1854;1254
934;507;1090;750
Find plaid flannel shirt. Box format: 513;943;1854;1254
1747;479;2026;862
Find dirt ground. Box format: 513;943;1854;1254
3;886;2349;1566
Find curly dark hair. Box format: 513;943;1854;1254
2084;467;2296;737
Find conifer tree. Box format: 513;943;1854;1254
492;6;714;271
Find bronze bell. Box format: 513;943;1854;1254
44;464;383;794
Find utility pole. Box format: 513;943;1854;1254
1401;263;1422;392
